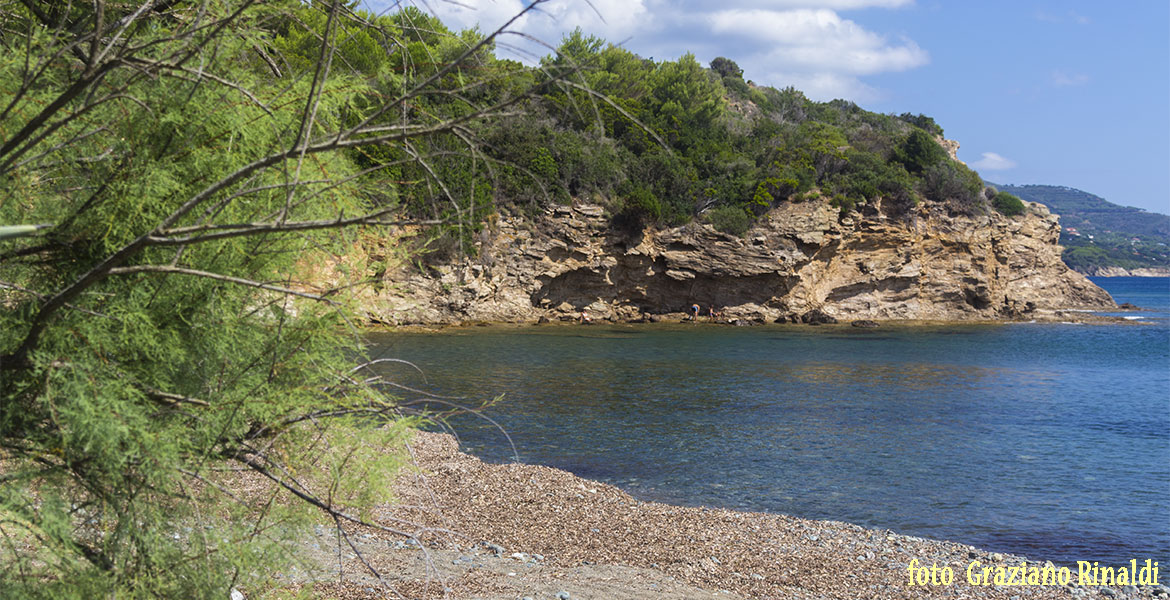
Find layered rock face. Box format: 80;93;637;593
372;200;1115;325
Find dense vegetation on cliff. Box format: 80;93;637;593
318;19;1021;248
448;30;1021;241
991;184;1170;272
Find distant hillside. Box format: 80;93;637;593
990;184;1170;275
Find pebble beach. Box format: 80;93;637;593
264;431;1167;600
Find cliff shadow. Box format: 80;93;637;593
531;256;798;314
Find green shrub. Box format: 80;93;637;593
710;56;744;80
830;194;857;216
897;113;944;137
723;76;750;97
612;185;662;234
706;205;752;236
530;147;558;179
894;129;948;174
920;161;985;214
992;191;1026;216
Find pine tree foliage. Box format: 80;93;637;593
0;1;550;597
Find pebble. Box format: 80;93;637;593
557;592;571;600
1101;588;1116;598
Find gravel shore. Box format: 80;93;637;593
271;431;1165;600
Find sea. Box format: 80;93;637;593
365;277;1170;567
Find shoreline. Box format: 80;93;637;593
270;431;1165;600
375;309;1145;334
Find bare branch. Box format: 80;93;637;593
143;389;211;408
106;265;335;303
147;213;443;247
125;57;274;115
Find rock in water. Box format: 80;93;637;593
801;309;837;324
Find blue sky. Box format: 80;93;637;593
364;1;1170;214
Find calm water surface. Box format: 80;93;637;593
366;277;1170;566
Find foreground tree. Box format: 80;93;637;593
0;1;547;596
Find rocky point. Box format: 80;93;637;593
363;199;1115;325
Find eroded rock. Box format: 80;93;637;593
367;201;1115;325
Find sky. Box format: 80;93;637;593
363;0;1170;215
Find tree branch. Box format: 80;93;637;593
106;265;335;303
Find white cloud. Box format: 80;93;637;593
971;152;1017;171
764;71;884;103
707;8;926;100
1051;70;1089;87
718;0;914;7
405;0;648;59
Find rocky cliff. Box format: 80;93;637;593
365;199;1115;325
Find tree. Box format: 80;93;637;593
992;191;1027;216
897;112;944;137
894;129;948;175
648;52;723;141
0;1;548;597
710;57;743;80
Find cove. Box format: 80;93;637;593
365;277;1170;567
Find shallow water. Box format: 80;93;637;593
365;277;1170;566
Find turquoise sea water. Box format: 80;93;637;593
366;277;1170;566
